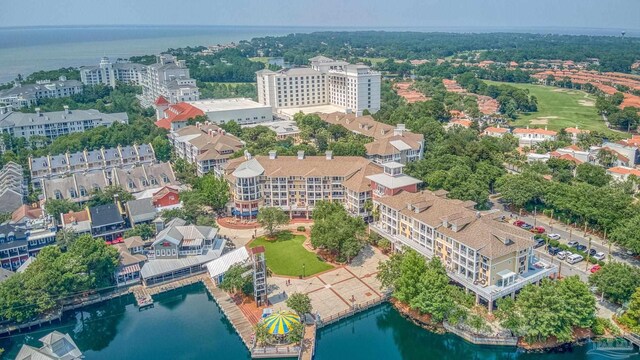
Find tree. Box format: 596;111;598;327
286;293;312;316
88;185;134;207
393;250;427;304
610;213;640;254
192;174;230;211
410;257;454;321
286;321;305;344
68;235;119;288
55;228;79;251
596;149;618;168
44;198;80;218
219;264;251;295
124;223;156;240
151;135;172;162
257;207;289;237
310;201;366;262
575;163;611;187
589;263;640;305
495;172;545;208
619;287;640;332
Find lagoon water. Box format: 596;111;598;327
1;283;637;359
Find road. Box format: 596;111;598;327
490;196;639;268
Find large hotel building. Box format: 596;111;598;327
256;56;381;116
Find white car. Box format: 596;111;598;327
557;251;572;260
593;252;606;261
548;234;561;241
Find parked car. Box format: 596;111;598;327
593;252;606;261
548;247;560;256
576;244;587;252
520;224;533;230
557;251;572;260
588;248;597;256
590;264;602;273
513;220;526;227
548;233;561;240
568;241;579;247
567;254;584;264
533;238;546;248
530;226;546;234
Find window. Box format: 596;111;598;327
55;190;63;200
128;180;136;189
161;174;170;183
141;177;149;187
79;186;87;197
150;176;158;186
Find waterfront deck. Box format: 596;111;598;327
202;277;255;349
299;323;317;360
132;286;154;309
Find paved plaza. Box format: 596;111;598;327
264;245;389;320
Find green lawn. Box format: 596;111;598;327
362;57;388;65
249;232;333;277
483;80;617;135
249;57;269;64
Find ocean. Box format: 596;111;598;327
0;25;637;84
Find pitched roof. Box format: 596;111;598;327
155;96;169;106
224;155;371;179
483;126;509;134
564;127;590;134
89;203;123;227
375;190;534;259
155;102;205;129
607;166;640;177
513;127;558;136
11;204;43;223
126;198;157;223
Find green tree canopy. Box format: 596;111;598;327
257;207;289;237
589;263;640;305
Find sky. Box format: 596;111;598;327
2;0;639;30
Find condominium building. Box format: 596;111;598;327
0;215;57;271
0;76;83;108
169;123;244;176
256;56;381;116
80;57;146;87
0;162;27;213
155;98;273;130
317;112;424;164
370;190;557;312
218;151;421;219
139;54;199;107
0;106;128;141
29;144;156;189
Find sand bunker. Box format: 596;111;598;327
530;119;549;125
578;99;595;107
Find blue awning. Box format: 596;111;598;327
231;209;258;216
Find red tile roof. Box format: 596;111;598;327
513;128;558;136
483;126;509;134
155;96;169;106
608;166;640;177
154;102;205;129
565;127;590;134
11;204;43;223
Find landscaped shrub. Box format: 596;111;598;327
296;226;306;232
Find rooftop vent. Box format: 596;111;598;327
297;151;305;160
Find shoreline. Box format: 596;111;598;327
389;298;597;352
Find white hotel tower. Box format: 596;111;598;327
256;56;381;116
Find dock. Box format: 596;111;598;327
202;277;255;349
299;323;317;360
132;286;154;309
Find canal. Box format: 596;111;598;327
1;284;637;359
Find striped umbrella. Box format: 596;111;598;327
262;311;300;335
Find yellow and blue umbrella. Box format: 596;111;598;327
262;311;300;335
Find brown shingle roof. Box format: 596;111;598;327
376;190;534;259
224;155;372;179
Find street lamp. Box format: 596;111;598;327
302;263;306;278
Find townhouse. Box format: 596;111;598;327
370;189;557;312
29;144;156;189
0;215;57;271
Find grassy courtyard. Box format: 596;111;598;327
483;80;617;135
249;231;333;277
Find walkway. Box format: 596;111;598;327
203;277;255;349
299;323;317;360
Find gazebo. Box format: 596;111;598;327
261;311;301;344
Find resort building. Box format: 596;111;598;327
29;143;156;189
0;77;83;108
256;56;381;116
139;54;200;107
512;127;557;147
317;112;424;164
80;57;146;87
155;98;273;130
0;106;128;141
169;123;244;176
140;218;226;286
370;189;557;312
599;141;638;167
553;145;590;164
607;166;640;190
205;246;251;285
482;126;510;138
0;161;27;213
15;331;82;360
219;151;421;219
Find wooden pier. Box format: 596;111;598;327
132;286;154;309
202;277;255;349
299;323;317;360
